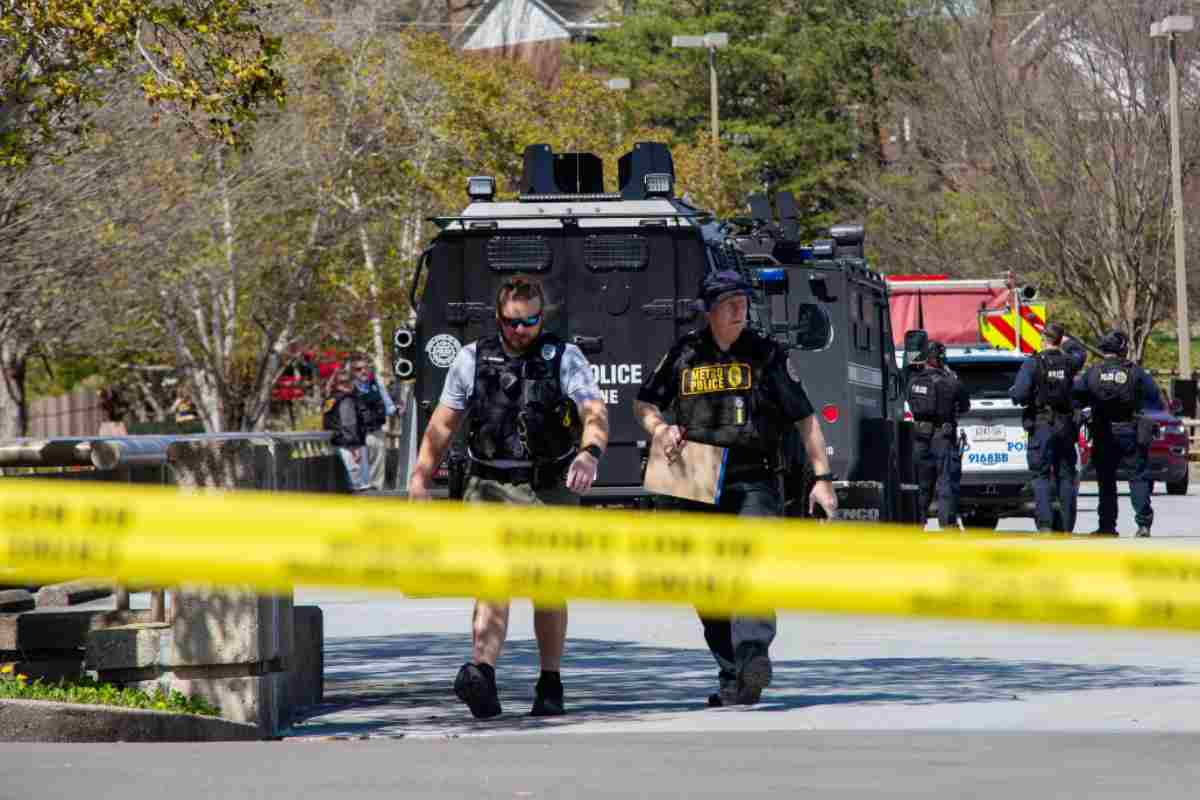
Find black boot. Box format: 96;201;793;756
531;671;565;717
454;662;502;719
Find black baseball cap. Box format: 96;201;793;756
699;270;751;310
1098;330;1129;355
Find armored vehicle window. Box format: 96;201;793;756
952;362;1021;399
486;236;552;273
794;303;833;351
584;234;648;272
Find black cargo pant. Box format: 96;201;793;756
913;425;962;527
675;477;779;673
1091;421;1153;533
1027;414;1078;532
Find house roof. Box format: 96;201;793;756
455;0;613;50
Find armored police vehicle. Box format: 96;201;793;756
395;142;914;521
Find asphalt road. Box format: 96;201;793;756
2;481;1199;798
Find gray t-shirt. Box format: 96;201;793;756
439;341;602;411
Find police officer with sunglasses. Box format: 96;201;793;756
408;275;609;720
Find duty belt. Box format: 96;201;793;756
914;420;956;437
1036;408;1072;424
468;451;574;489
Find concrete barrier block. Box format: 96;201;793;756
290;606;323;708
168;590;293;667
87;623;169;671
0;590;34;613
0;609;151;651
36;580;113;608
138;672;288;736
166;439;275;490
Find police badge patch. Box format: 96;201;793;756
542;344;557;361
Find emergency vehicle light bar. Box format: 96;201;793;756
430;210;712;229
517;192;623;202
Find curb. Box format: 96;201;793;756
0;699;261;742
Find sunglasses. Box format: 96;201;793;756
500;312;542;330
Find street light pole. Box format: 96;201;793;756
708;46;719;147
1152;15;1194;376
605;77;631;147
672;32;729;148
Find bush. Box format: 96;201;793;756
0;666;218;716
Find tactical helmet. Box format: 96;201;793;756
699;270;751;310
925;340;947;363
1098;330;1129;356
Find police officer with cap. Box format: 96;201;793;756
1074;330;1163;537
408;275;609;719
1009;322;1086;532
906;340;970;528
633;269;838;708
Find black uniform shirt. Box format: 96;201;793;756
637;327;814;470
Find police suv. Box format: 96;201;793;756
395;142;913;521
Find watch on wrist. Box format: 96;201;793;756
812;473;834;482
582;444;604;461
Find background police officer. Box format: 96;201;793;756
633;269;838;708
1074;330;1163;538
1009;322;1086;532
408;275;609;719
906;341;970;528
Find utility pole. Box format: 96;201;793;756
1152;15;1195;376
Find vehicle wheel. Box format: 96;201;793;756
1167;475;1189;495
966;512;999;531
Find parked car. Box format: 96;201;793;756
1078;406;1190;495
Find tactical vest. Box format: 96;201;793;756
1035;349;1075;413
671;331;782;454
322;393;363;447
467;333;579;463
1086;357;1140;421
906;367;959;423
356;379;388;430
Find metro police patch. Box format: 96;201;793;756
542;344;557;361
681;363;752;396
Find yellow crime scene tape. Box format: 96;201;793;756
3;479;1200;633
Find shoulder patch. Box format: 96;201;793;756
542;343;557;361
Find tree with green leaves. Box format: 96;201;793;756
575;0;918;232
0;0;285;169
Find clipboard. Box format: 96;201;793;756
642;436;728;505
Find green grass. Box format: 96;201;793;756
0;668;219;716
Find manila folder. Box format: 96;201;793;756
642;438;727;505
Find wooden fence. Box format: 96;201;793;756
27;388;105;438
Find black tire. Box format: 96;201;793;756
966;512;1000;531
1167;475;1189;496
